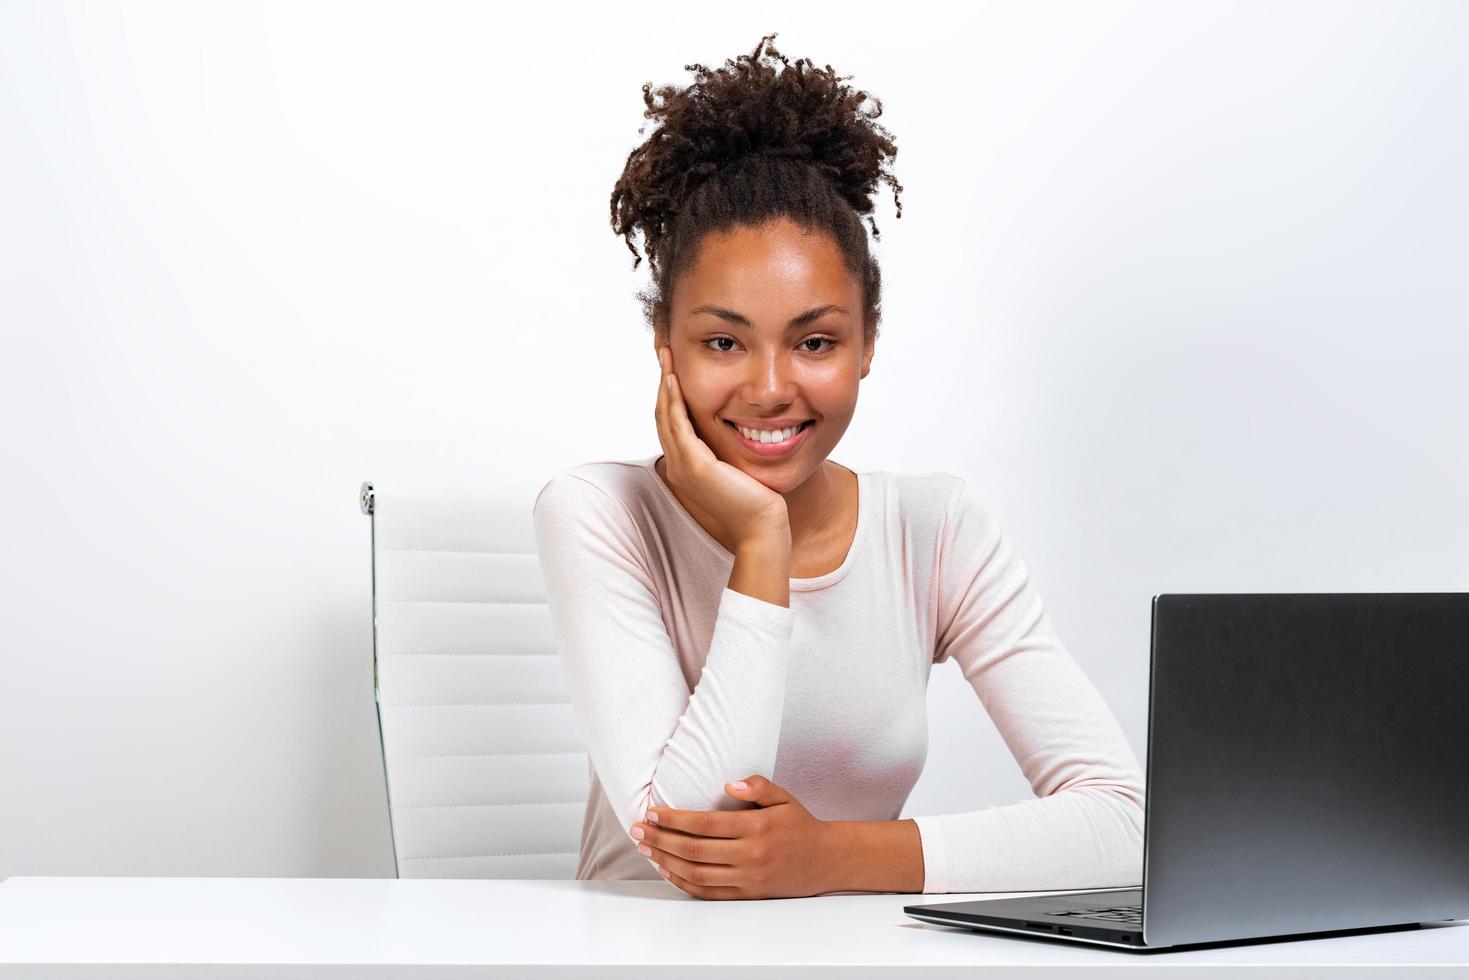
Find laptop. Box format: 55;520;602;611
904;592;1469;951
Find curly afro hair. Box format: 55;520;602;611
610;32;904;349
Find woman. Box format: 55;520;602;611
533;33;1145;899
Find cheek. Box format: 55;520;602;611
802;373;860;411
675;388;720;437
800;357;860;385
677;386;716;424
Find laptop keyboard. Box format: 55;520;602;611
1051;904;1143;926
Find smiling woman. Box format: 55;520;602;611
532;32;1147;899
653;216;868;548
608;28;903;551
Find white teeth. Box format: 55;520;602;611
735;423;803;443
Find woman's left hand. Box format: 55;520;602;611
629;775;842;899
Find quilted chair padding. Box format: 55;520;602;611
363;478;587;878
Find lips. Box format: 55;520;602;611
724;419;813;437
723;419;815;458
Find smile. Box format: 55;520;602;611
724;419;814;458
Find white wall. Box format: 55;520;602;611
2;0;1465;880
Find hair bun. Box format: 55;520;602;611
613;32;903;274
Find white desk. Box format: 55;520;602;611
0;877;1465;978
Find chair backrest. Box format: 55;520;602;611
361;478;587;878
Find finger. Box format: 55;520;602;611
649;850;744;895
657;346;701;469
635;823;741;864
648;846;738;888
645;808;747;840
663;360;710;460
653;862;705;897
663;363;690;438
654;346;674;462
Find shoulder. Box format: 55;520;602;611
875;470;970;528
532;459;665;548
534;459;651;514
530;460;663;585
870;469;1001;557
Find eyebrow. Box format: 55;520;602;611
689;304;849;330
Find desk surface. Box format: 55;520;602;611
0;877;1465;978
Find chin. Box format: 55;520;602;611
735;457;823;493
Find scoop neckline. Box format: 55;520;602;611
640;454;870;592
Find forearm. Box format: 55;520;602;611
824;818;926;894
729;532;792;608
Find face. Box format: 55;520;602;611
658;217;874;493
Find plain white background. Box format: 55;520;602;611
1;1;1465;882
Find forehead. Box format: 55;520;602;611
677;220;857;313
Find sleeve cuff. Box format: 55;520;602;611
718;586;797;635
911;814;951;894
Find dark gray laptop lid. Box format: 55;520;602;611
1142;593;1469;948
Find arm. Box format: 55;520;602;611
905;477;1146;894
729;534;792;609
532;472;796;868
825;818;926;893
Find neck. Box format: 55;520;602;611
782;461;845;550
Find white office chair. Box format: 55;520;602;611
360;478;588;878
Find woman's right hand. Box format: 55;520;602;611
655;345;790;550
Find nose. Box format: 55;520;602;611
740;346;798;411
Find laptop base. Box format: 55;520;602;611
904;897;1428;953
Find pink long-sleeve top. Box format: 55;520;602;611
531;453;1145;893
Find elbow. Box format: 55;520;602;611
1096;785;1145;847
1119;789;1145;840
1077;785;1145;886
1110;790;1146;884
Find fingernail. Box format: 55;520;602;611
666;375;674;391
645;811;659;824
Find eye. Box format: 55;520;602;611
700;336;837;354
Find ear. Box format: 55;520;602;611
860;337;875;379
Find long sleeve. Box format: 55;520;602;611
532;471;797;867
911;477;1146;894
